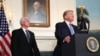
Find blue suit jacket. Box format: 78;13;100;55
53;22;79;56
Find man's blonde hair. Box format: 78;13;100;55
63;10;73;19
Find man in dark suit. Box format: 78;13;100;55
53;10;79;56
11;17;40;56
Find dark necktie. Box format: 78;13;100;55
69;24;75;35
26;30;30;43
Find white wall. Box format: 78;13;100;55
4;0;76;51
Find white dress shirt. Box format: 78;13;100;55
22;28;27;36
65;20;71;28
65;20;75;35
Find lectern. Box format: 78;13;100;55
75;34;100;56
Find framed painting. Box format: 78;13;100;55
23;0;50;27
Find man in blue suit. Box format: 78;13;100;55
53;10;80;56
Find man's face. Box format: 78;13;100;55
33;1;40;10
65;12;74;22
23;18;30;27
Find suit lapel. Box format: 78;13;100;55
20;28;30;44
63;22;71;35
71;25;77;33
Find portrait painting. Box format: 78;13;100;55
23;0;50;27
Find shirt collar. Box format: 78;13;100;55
65;20;70;24
22;27;28;35
65;20;71;27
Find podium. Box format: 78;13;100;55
75;34;100;56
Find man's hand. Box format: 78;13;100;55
64;36;71;43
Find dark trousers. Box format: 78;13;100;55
53;45;61;56
62;37;76;56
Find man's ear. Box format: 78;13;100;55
64;15;67;19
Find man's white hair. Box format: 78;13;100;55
20;17;29;24
33;1;40;6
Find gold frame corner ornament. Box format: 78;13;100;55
86;37;99;52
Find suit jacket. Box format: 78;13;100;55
53;22;79;56
11;28;40;56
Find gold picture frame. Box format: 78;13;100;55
23;0;50;27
